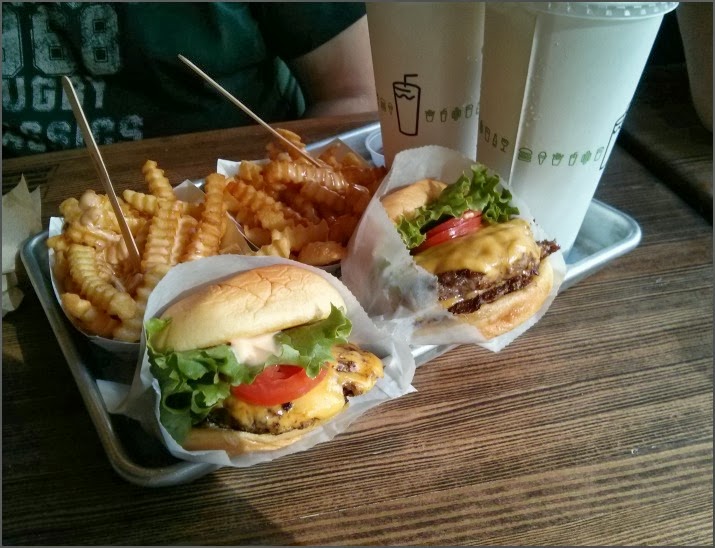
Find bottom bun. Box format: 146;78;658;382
451;257;555;340
181;422;324;455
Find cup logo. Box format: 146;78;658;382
393;74;421;136
600;111;627;170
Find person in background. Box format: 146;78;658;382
2;2;377;157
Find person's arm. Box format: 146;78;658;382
287;16;377;118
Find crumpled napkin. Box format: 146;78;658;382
2;176;42;316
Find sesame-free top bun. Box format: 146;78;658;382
454;256;554;340
381;178;447;223
153;264;346;352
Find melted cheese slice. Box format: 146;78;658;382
223;345;383;435
224;370;347;434
414;218;540;280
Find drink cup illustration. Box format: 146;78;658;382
366;3;485;166
393;74;421;136
465;104;474;118
600;112;626;170
569;152;578;166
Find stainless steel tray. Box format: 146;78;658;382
21;123;641;487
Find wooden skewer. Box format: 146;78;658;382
178;54;322;168
61;76;142;271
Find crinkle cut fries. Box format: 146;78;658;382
47;129;387;342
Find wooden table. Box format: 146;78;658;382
3;112;712;545
621;62;713;221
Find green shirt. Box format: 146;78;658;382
2;2;365;157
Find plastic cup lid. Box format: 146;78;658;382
523;2;678;20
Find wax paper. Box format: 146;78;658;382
340;145;567;352
100;255;416;468
2;176;42;316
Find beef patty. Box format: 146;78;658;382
438;240;559;315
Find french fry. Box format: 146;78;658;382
61;293;120;338
181;173;227;262
142;160;175;201
67;243;136;320
297;241;347;266
141;199;185;271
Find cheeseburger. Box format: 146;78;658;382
146;264;383;455
381;165;559;339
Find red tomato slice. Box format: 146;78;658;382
424;210;481;240
230;365;328;406
414;211;483;254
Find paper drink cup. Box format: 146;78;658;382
477;2;677;253
367;2;485;167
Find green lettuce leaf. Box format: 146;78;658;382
395;164;519;250
145;305;352;444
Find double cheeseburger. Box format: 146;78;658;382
146;264;383;455
381;165;559;339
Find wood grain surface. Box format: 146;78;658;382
621;63;713;221
2;113;712;546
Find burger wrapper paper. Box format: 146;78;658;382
101;255;417;468
341;145;567;352
48;180;250;355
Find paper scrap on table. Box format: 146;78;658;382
340;145;567;353
2;176;42;316
97;255;417;468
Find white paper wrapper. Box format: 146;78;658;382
48;180;250;354
99;254;416;468
3;176;42;315
341;145;567;352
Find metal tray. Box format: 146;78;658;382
20;123;641;487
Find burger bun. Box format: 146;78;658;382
381;178;447;223
153;264;346;352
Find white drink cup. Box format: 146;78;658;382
367;2;485;167
477;2;677;253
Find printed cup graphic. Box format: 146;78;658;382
477;1;676;252
393;75;421;136
367;2;485;167
518;147;532;162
